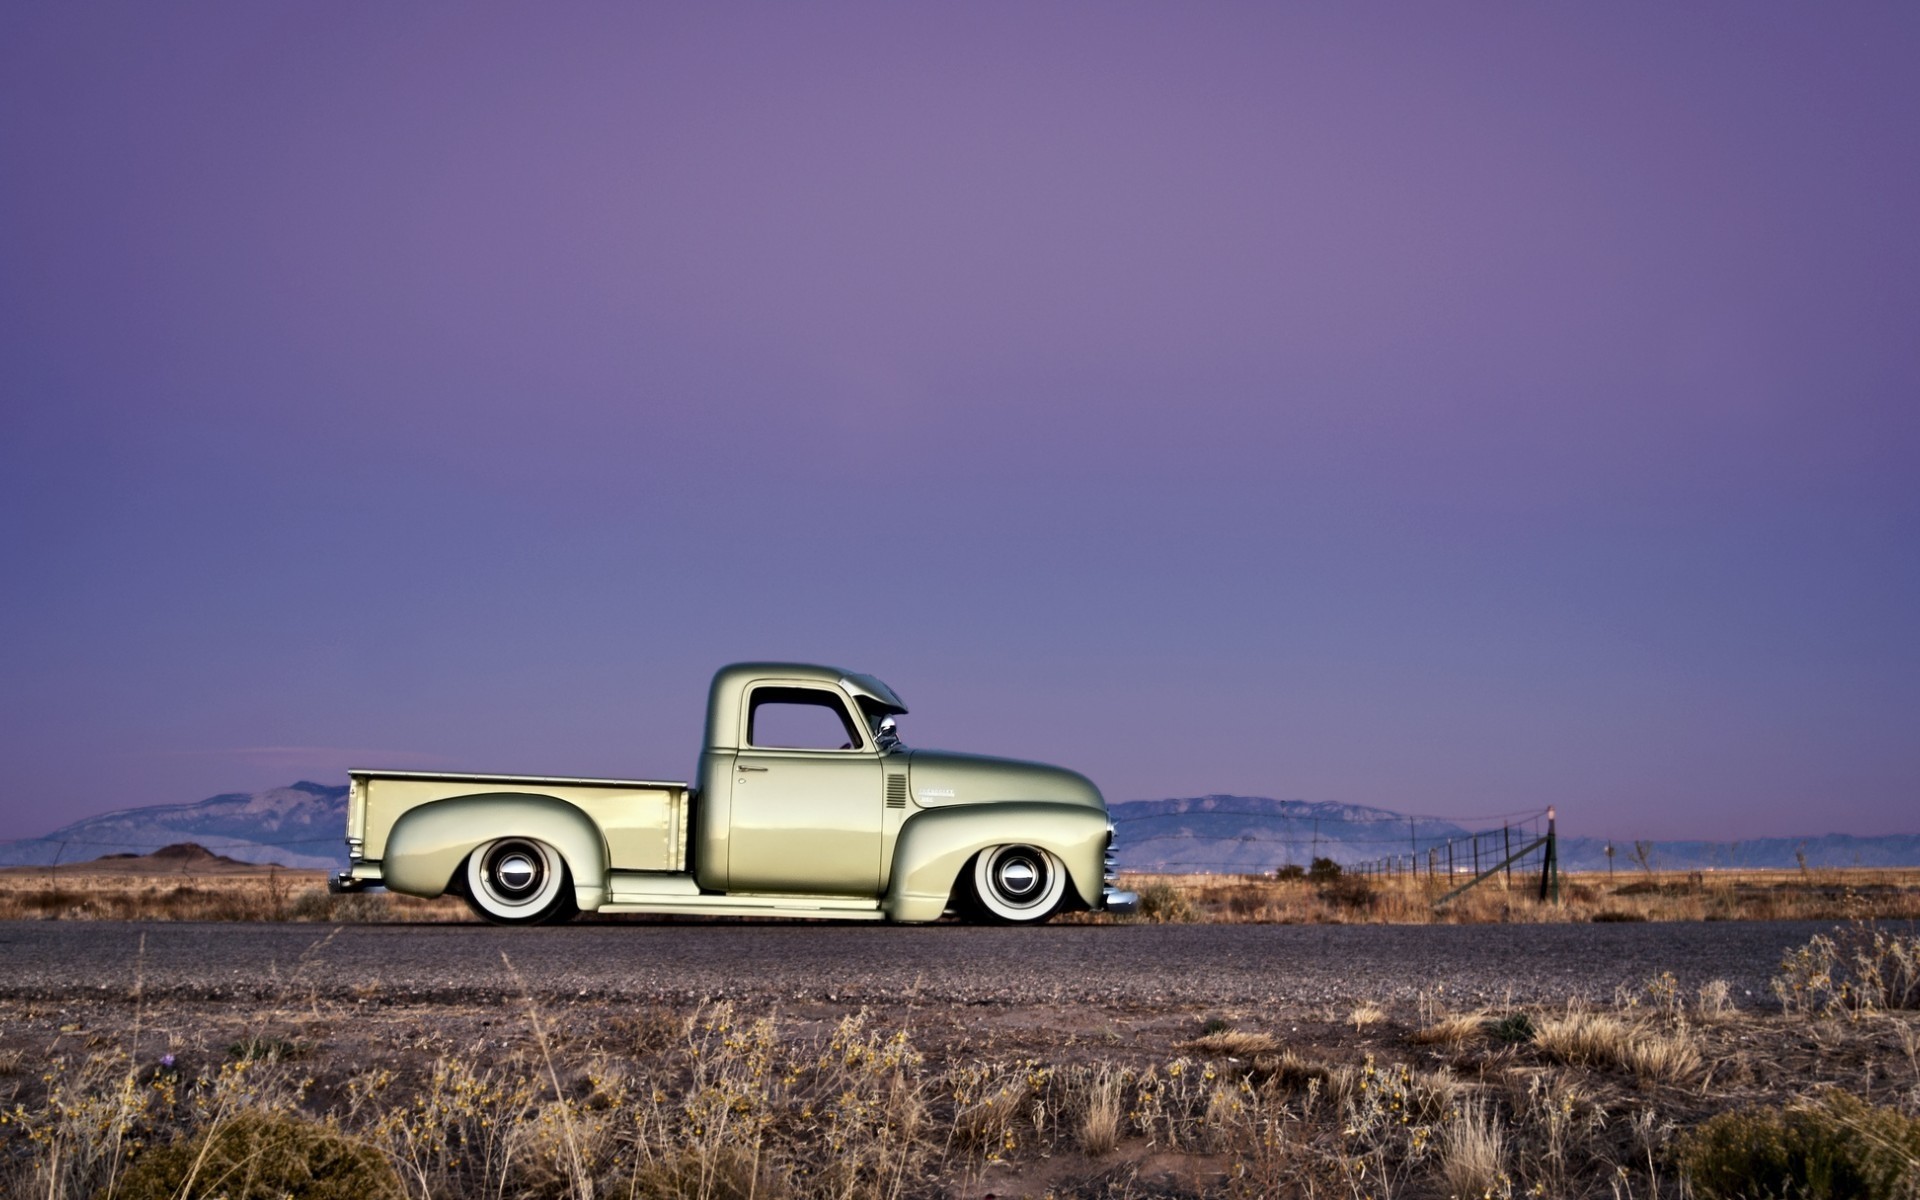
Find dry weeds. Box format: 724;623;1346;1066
1347;1001;1386;1032
0;865;468;923
1076;1066;1124;1158
5;944;1920;1199
1083;866;1920;926
7;859;1919;926
1410;1011;1491;1046
1437;1098;1508;1200
1532;1006;1702;1085
1181;1029;1281;1057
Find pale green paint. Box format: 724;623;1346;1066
349;662;1120;922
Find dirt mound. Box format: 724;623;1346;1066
145;842;249;865
0;843;290;876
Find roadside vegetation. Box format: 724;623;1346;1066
1099;864;1920;926
4;859;1918;925
3;927;1918;1197
0;867;469;923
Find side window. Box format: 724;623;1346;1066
747;687;865;751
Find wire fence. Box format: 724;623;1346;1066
1111;803;1564;903
1109;804;1555;873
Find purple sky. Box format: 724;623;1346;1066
3;3;1917;843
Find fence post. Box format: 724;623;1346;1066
1537;807;1560;903
47;838;68;892
1473;835;1480;876
1503;825;1512;888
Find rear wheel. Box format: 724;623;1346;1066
462;837;578;925
966;844;1067;924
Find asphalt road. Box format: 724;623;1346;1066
0;919;1835;1010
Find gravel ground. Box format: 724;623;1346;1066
0;918;1833;1009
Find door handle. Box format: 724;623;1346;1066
736;765;768;772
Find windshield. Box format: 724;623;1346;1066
856;697;906;751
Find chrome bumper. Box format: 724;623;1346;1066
1101;825;1137;913
330;854;383;893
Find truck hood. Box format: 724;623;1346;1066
905;749;1106;813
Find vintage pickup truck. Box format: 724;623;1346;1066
333;662;1138;925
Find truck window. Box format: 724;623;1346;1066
747;687;866;751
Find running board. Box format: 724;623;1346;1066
599;890;886;920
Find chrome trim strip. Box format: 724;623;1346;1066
349;768;688;789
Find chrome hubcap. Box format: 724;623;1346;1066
994;853;1043;900
498;854;536;891
487;842;545;899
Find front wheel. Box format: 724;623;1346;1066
463;837;578;925
966;845;1067;924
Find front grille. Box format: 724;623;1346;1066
886;774;908;808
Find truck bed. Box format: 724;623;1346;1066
348;769;692;874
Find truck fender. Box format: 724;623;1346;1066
382;792;609;911
884;801;1107;923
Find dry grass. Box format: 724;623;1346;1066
1411;1010;1492;1046
0;865;470;922
1085;866;1920;925
1076;1066;1124;1158
8;858;1919;926
6;942;1920;1199
1438;1098;1508;1200
1532;1005;1702;1084
1348;1001;1386;1032
1182;1028;1282;1057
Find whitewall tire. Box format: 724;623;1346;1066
463;837;577;925
969;845;1067;924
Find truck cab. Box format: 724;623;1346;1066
694;664;908;896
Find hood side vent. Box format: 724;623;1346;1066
886;774;908;808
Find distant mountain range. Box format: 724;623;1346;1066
2;784;1915;874
1108;795;1920;873
1109;795;1480;872
0;782;348;869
